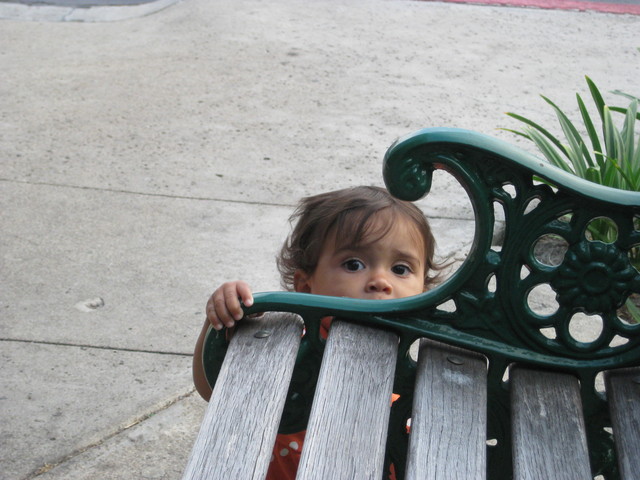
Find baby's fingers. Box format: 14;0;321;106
220;286;247;326
234;281;254;309
207;281;254;330
205;294;226;331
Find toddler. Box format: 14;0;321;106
193;185;442;479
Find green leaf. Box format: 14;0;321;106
612;89;640;102
602;159;621;188
632;151;640;190
586;76;607;123
497;127;532;140
543;96;590;176
621;100;638;172
624;297;640;324
577;94;604;168
602;106;621;166
526;128;574;173
610;106;640;120
627;118;640;190
604;154;635;190
585;166;601;184
505;112;568;156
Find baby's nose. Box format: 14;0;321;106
366;274;392;293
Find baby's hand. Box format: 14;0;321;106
206;281;254;331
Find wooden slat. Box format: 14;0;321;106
182;312;303;480
405;339;488;480
296;320;398;480
605;367;640;480
511;368;591;480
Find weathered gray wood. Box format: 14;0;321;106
511;368;591;480
605;367;640;480
405;339;488;480
182;312;304;480
295;320;398;480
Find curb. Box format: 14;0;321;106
0;0;180;21
422;0;640;14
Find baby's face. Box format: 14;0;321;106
294;216;426;300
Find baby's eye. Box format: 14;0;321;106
343;259;365;272
392;264;412;276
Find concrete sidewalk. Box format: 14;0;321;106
1;0;638;478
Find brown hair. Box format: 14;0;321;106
276;186;442;291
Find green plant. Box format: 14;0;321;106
504;76;639;191
504;76;640;321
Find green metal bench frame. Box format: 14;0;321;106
202;127;640;479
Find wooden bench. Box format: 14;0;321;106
183;128;640;480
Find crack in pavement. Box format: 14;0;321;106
22;388;197;479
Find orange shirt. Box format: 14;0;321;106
267;431;304;480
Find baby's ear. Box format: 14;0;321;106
293;270;312;293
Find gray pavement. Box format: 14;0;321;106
1;0;638;478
